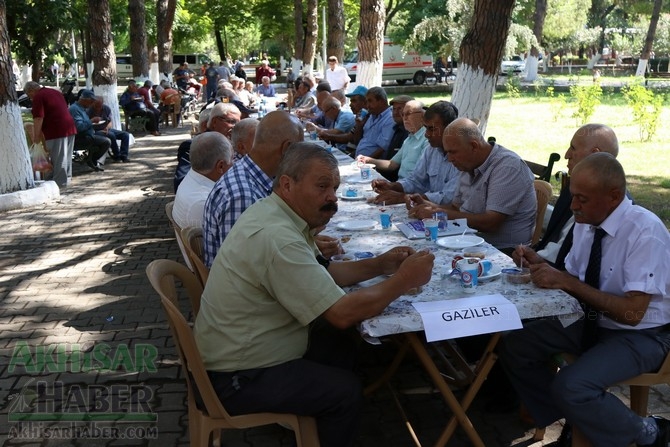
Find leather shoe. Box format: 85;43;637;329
86;160;101;172
121;157;130;163
641;416;670;447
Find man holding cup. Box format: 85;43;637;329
196;143;434;447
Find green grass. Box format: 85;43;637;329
413;90;670;227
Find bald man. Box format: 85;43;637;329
409;118;536;252
515;123;621;270
500;153;670;447
203;111;304;267
230;118;259;162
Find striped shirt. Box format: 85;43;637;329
202;156;273;267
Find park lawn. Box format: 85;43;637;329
413;91;670;227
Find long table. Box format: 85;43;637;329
322;148;583;447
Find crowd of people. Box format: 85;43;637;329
23;52;670;447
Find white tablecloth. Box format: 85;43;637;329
320;150;584;338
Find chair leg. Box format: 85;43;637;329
295;416;319;447
629;385;650;417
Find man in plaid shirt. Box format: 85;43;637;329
203;111;304;267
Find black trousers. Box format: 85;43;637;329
207;319;362;447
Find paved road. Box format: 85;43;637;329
0;119;667;446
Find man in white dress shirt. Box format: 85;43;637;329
325;56;350;92
173;132;234;229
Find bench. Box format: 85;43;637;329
645;71;670;86
487;137;560;182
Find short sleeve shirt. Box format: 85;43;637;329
194;193;345;371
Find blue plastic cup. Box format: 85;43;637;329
379;212;392;229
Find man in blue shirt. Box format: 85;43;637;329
354;87;394;158
370;101;460;206
256;76;276;97
68;89;110;171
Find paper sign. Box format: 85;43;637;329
412;294;522;342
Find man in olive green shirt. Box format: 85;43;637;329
194;142;434;447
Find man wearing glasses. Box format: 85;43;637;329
325;56;350;92
207;103;242;140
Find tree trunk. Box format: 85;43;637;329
525;0;547;82
636;0;663;77
214;29;225;62
302;0;318;74
89;0;121;131
327;0;345;62
156;0;176;76
0;0;33;194
293;0;305;74
357;0;385;87
451;0;514;133
129;0;149;78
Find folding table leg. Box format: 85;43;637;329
404;332;486;447
436;333;500;445
363;337;410;396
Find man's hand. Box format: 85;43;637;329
371;178;392;193
512;245;545;267
529;263;567;289
394;250;435;290
406;195;440;219
315;235;343;259
369;190;406;205
356;155;371;164
377;246;415;275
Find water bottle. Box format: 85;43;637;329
259;99;266;118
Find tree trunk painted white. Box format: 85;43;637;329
524;56;539;82
86;62;94;89
150;62;160;85
357;61;383;87
587;53;600;69
292;59;303;77
0;102;33;194
302;62;313;77
451;63;497;134
92;83;122;134
635;59;649;77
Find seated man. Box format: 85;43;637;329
230;118;258;162
354;87;394;158
119;80;160;136
203;111;304;267
407;117;536;252
207;102;242;140
195;143;435;447
296;90;331;122
306;96;355;151
256;76;276;97
172;62;191;91
68;89;110;172
518;123;620;271
174;109;212;192
137;80;161;119
370;101;460;206
87;97;131;162
383;95;413;164
173;132;234;228
500;153;670;447
289;80;316;110
324;86;368;153
357;100;426;181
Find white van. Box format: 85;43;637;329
115;53;212;79
343;37;434;85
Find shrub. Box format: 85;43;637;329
570;84;602;125
622;84;663;142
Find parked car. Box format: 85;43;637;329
500;55;525;74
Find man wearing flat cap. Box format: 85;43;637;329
68;89;110;172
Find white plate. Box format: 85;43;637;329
336;219;377;231
338;189;367;201
436;235;485;249
479;264;502;281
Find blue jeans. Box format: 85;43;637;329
499;318;670;447
97;128;130;159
